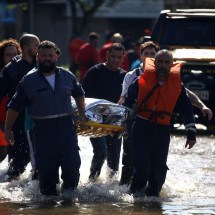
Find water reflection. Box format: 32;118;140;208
0;201;164;215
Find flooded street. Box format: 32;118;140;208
0;134;215;215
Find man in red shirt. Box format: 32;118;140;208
68;35;85;75
75;32;101;82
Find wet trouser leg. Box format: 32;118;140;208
120;120;134;185
34;125;59;196
129;118;153;193
60;118;80;190
7;122;30;179
106;135;122;176
89;136;107;179
146;125;170;196
33;117;80;196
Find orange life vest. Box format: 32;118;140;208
137;58;182;125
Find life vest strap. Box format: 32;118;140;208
142;109;172;122
137;82;160;113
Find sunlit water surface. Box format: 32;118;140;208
0;134;215;215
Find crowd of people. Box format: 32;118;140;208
0;31;213;197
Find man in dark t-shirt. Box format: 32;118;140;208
82;43;126;181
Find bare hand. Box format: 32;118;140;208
117;96;125;105
4;130;15;145
185;139;196;149
201;106;213;121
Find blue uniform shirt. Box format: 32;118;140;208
8;67;85;118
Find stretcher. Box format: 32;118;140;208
77;121;125;137
72;98;129;137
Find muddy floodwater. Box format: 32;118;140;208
0;134;215;215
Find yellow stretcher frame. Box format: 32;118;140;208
77;121;125;137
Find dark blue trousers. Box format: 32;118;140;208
33;116;80;196
89;135;122;179
130;117;170;194
120;119;134;185
7;114;30;178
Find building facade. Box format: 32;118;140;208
0;0;215;65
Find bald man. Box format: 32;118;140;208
123;50;196;197
0;33;40;181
